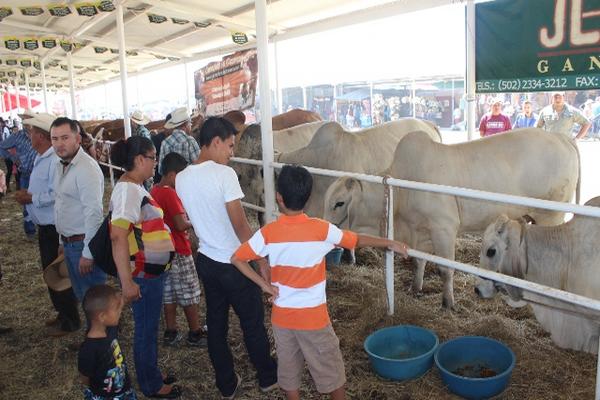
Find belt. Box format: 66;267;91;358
61;234;85;243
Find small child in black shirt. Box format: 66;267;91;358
78;285;137;400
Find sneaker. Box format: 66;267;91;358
222;373;241;400
163;330;183;347
187;329;207;347
259;382;278;393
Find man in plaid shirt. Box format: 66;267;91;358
0;124;37;237
158;107;200;174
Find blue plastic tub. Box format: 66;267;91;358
325;247;344;266
364;325;439;381
434;336;515;400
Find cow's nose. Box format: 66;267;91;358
474;287;481;296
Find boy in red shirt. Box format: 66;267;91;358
151;152;206;346
231;165;410;400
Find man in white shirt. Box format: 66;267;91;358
51;117;106;302
176;117;277;399
15;113;80;336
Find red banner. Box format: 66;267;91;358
194;49;258;116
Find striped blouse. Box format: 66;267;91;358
110;182;175;279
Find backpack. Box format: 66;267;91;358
89;213;118;277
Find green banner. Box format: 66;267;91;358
476;0;600;93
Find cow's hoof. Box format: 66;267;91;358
441;299;455;310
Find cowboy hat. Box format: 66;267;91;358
164;107;190;129
20;112;56;133
130;110;150;126
43;254;71;292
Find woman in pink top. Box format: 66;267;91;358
479;98;512;137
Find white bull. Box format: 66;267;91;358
278;119;441;218
475;197;600;353
234;121;327;207
323;129;580;309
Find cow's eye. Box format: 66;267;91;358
486;248;496;258
334;201;345;209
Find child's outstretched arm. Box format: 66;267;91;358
231;255;279;302
356;234;409;258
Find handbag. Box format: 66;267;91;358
89;212;118;277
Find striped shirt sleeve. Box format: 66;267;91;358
325;223;358;250
234;229;267;261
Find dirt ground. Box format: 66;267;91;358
0;179;597;400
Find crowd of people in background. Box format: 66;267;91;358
479;92;591;139
290;89;600;135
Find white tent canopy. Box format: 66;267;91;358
0;0;457;90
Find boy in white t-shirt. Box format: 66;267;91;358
176;117;277;399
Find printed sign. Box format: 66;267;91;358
60;40;73;52
20;7;44;16
42;38;57;49
476;0;600;92
5;38;19;50
194;49;258;115
97;1;115;12
48;5;71;17
75;3;98;16
23;39;39;50
148;14;167;23
0;7;13;19
231;32;248;45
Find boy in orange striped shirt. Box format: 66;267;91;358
231;165;409;400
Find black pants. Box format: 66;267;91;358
195;253;277;396
4;158;13;189
38;224;80;331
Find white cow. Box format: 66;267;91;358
234;121;327;207
475;197;600;353
323;129;580;308
237;119;441;221
278;119;441;218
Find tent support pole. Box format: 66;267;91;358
116;3;131;138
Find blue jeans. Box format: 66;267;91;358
63;241;107;301
19;173;35;236
131;275;165;396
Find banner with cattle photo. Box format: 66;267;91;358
194;49;258;116
476;0;600;93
